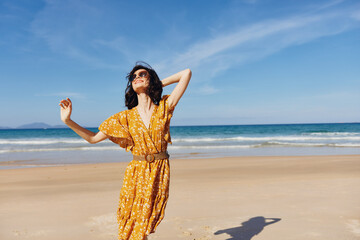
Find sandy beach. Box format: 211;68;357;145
1;154;360;240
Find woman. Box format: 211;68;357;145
59;62;191;240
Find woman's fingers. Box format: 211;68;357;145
59;99;70;107
59;101;69;109
60;98;72;105
59;98;72;109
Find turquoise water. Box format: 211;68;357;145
1;123;360;169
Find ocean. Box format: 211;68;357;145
1;123;360;169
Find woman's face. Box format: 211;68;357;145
131;69;150;93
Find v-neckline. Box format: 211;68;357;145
135;104;158;130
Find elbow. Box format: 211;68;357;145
87;137;97;144
184;68;192;81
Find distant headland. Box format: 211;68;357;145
0;122;69;129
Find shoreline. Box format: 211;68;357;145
1;148;360;170
1;154;359;239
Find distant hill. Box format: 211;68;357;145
0;122;95;129
0;122;91;129
17;122;53;129
14;122;68;129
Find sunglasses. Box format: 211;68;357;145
130;71;148;82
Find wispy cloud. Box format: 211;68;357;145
29;0;123;69
312;0;345;11
156;3;360;79
35;92;86;99
309;90;360;101
198;84;220;95
92;37;134;65
351;9;360;20
28;0;360;80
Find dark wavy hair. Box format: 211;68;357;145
125;61;163;109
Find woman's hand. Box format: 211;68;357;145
58;98;108;144
59;98;72;123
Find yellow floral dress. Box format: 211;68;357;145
98;95;174;240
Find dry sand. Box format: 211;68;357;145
1;154;360;240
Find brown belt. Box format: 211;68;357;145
132;151;169;163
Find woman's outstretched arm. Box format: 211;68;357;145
59;98;108;144
161;68;191;109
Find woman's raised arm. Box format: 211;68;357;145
161;68;191;109
59;98;108;144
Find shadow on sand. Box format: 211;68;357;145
214;216;281;240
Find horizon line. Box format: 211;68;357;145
1;121;359;130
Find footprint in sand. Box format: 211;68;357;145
12;229;52;237
182;230;193;236
346;219;360;237
203;225;211;231
12;229;28;237
85;212;118;238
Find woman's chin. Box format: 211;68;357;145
133;87;148;94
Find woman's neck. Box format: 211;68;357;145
136;93;153;111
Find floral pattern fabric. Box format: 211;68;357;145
98;95;174;240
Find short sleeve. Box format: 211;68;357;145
159;95;175;144
98;110;134;152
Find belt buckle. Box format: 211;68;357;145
145;154;155;163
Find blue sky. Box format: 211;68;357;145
1;0;359;127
